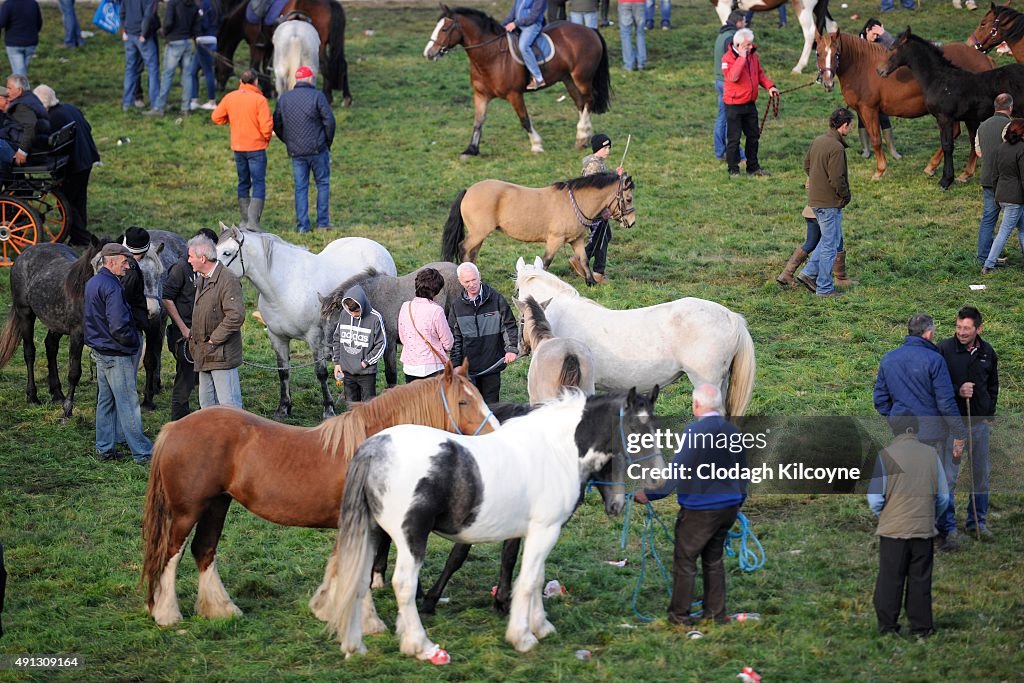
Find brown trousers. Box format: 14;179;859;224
668;505;740;625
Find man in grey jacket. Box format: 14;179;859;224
974;93;1013;266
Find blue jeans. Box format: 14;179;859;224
5;46;36;77
517;22;544;82
570;11;599;28
292;148;331;232
92;351;153;460
800;217;844;253
198;369;244;409
618;3;646;70
880;0;916;10
235;150;268;200
122;34;160;110
800;207;842;294
59;0;84;47
977;187;1001;263
940;422;991;533
645;0;670;28
190;36;218;102
156;39;194;113
983;202;1024;269
0;139;13;169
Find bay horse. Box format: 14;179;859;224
515;295;595;404
816;29;995;180
216;0;351;105
712;0;836;74
322;389;665;659
969;4;1024;62
320;262;461;388
440;173;636;286
423;5;611;158
515;256;757;414
879;28;1024;189
142;362;498;627
215;227;396;420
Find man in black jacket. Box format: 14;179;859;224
273;65;335;232
0;74;50;165
449;262;518;404
148;0;199;116
937;306;999;544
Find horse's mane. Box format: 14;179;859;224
320;267;380;318
522;295;554;344
446;6;504;35
315;374;452;456
900;31;958;70
551;172;621;192
836;30;888;63
993;5;1024;46
64;241;105;302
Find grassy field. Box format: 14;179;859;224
1;1;1022;680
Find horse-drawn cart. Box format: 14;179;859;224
0;122;76;267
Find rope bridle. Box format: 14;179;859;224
432;15;507;57
567;176;635;230
438;379;494;435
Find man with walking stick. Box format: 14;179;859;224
938;306;999;546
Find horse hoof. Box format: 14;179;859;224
923;167;937;177
142;401;156;412
342;97;353;108
531;146;545;154
273;408;291;421
955;175;970;184
791;66;803;75
458;154;473;162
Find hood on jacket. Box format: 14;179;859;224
341;285;371;320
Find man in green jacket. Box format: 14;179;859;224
797;107;853;297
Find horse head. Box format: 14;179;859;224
612;174;637;229
815;29;841;92
877;27;914;77
215;224;249;277
515;256;580;305
969;4;1017;53
440;358;500;435
424;6;463;60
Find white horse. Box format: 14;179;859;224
273;18;321;96
515;295;596;404
215;227;397;419
712;0;836;74
322;389;664;660
515;257;756;416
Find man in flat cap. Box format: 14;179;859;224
568;133;623;284
83;242;153;464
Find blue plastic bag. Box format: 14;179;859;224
93;0;121;34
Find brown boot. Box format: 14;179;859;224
833;250;859;287
776;247;809;287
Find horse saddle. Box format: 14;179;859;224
246;0;289;26
507;30;556;67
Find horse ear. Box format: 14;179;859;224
626;386;637;407
516;256;526;271
533;256;544;269
457;358;470;376
538;298;552;310
650;384;660;406
154;242;165;255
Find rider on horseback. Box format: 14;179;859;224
504;0;548;90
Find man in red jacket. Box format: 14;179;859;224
721;28;778;178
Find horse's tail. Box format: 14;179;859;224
727;316;757;417
590;31;612;115
325;448;377;655
557;352;582;389
327;0;349;96
440;189;468;263
142;426;176;612
0;307;22;371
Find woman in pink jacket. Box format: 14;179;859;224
398;268;454;382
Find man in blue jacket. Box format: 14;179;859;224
83;243;153;464
0;0;42;77
504;0;548;90
635;383;747;626
273;65;335;232
120;0;160;112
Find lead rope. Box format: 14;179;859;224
759;80;817;134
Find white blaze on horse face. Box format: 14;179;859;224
424;19;446;59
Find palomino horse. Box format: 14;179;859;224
423;5;611;157
970;4;1024;62
273;17;321;96
217;0;351;105
440;173;635;286
712;0;836;74
515;257;756;414
215;227;396;419
323;389;665;659
0;242;164;420
816;29;995;181
516;295;595;404
142;362;498;627
879;28;1024;190
320;262;461;388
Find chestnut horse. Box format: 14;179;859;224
440;173;635;286
142;362;498;626
423;5;611;158
816;29;995;180
970;4;1024;62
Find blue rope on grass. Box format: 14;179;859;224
726;511;765;572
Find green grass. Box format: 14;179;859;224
1;1;1022;680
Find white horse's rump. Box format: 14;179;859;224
273;19;321;95
515;257;756;415
712;0;836;74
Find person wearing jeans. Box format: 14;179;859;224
974;95;1012;264
58;0;85;48
189;0;220;109
568;0;598;29
0;0;41;77
713;11;745;161
150;0;199;115
120;0;161;111
503;0;548;90
982;119;1024;273
291;149;332;233
644;0;670;29
618;0;646;70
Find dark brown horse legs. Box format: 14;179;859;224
462;94;491;158
419;539;521;615
493;538;521;615
192;494;243;620
44;330;66;403
314;358;336;419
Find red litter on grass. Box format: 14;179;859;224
730;612;761;622
427;646;451;665
737;666;762;683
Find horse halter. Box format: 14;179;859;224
219;230;246;276
610;176;636;227
817;38;840;83
976;16;1004;52
438;379;493;436
434;15;508;55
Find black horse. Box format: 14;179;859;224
879;28;1024;189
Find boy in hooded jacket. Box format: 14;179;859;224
332;284;386;403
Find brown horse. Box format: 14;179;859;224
423;6;611;158
970;4;1024;62
142;362;496;626
216;0;351;105
440;173;635;286
815;30;995;180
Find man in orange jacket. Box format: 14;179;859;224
212;68;273;228
721;28;778;178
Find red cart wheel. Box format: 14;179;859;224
0;196;42;267
24;190;70;244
